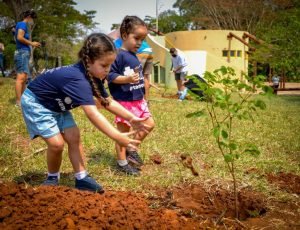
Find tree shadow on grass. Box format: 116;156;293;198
87;149;116;168
13;171;74;187
8;98;16;105
278;95;300;104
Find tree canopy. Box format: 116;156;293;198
0;0;96;69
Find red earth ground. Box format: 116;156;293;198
0;171;299;229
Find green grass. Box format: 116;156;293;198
0;78;299;200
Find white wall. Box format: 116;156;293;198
184;51;207;77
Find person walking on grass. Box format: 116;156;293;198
170;48;188;101
21;33;149;193
14;9;41;107
108;16;155;176
272;73;280;94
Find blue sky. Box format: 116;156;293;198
74;0;177;33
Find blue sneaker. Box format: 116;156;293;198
42;176;59;186
116;163;140;176
75;175;104;193
179;88;188;100
126;150;144;166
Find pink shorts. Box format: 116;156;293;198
115;99;151;127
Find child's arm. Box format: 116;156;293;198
82;105;141;149
112;73;139;84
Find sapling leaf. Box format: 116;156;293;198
229;143;237;150
224;154;234;162
221;130;229;139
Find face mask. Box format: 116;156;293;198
27;20;34;26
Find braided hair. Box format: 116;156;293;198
120;16;147;40
78;33;116;107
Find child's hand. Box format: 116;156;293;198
129;117;150;133
117;131;141;150
128;73;140;84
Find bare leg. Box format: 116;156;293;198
62;126;85;173
127;117;155;151
116;123;130;160
176;79;181;93
144;73;151;101
42;134;65;173
134;117;155;142
15;72;28;105
179;79;186;91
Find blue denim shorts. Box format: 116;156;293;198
21;88;76;139
14;49;30;74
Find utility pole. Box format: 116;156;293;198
156;0;158;33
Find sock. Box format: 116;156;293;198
48;172;60;179
75;170;88;180
117;159;128;166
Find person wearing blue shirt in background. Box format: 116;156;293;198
14;9;41;107
0;42;5;77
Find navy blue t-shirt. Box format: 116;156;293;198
107;49;144;101
28;62;109;112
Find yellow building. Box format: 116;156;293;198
146;30;249;88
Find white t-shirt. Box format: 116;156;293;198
171;50;188;73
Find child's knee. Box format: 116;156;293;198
147;118;155;131
49;141;64;153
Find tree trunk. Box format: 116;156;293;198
3;0;31;21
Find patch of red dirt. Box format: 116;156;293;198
150;154;163;164
1;181;299;229
0;183;200;229
267;172;300;194
151;183;266;221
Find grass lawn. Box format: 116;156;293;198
0;77;299;201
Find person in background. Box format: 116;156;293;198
169;48;188;101
272;73;280;94
0;42;5;77
14;9;41;107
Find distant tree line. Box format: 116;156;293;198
145;0;299;81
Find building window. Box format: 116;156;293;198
222;50;228;57
230;50;235;57
237;50;242;57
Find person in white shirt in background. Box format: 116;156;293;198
170;48;188;101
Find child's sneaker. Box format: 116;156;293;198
116;163;140;176
42;176;59;186
126;150;144;166
75;175;104;193
179;88;188;100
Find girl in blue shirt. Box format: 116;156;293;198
21;33;148;192
108;16;155;175
14;9;41;106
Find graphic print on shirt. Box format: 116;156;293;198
123;64;144;91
